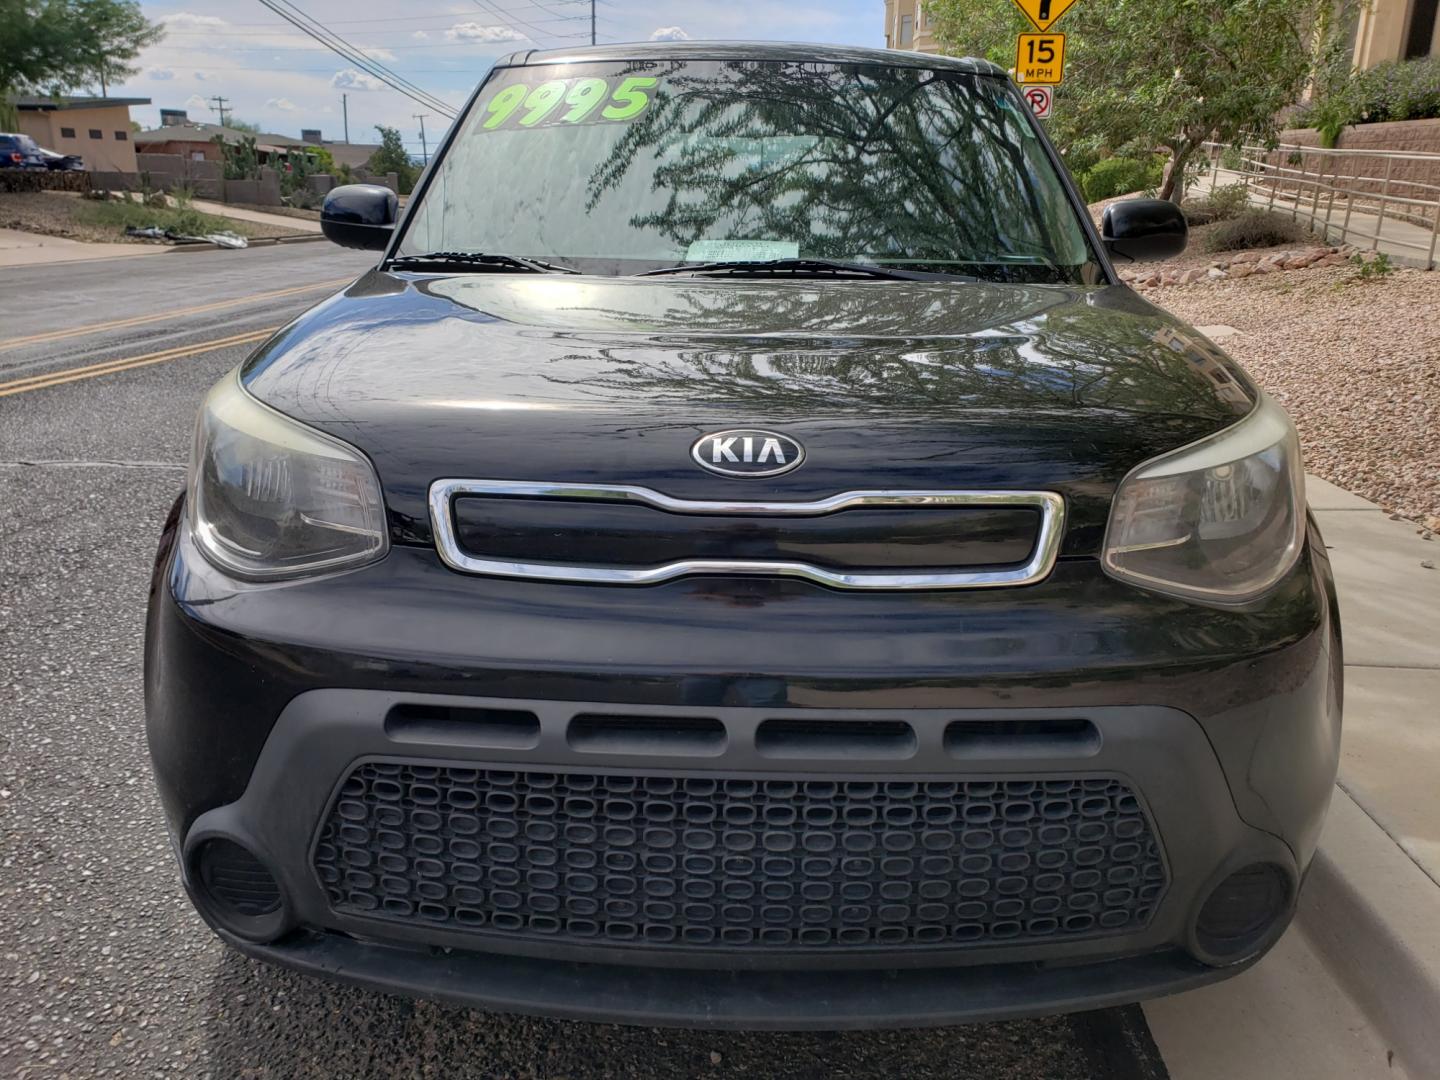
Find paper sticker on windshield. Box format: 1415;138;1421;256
476;76;659;132
685;240;800;262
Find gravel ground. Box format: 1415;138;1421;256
1091;192;1438;523
1142;264;1440;523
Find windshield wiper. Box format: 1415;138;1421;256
637;258;974;282
387;251;579;274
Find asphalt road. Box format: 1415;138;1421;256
0;244;1170;1079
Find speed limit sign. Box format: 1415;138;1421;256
1023;84;1053;119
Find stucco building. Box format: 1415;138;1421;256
13;95;150;172
1352;0;1440;67
882;0;942;55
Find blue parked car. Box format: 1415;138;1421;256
0;133;49;170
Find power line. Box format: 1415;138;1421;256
160;36;568;51
260;0;456;112
253;0;457;117
166;10;592;37
468;0;591;43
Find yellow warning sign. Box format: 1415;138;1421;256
1015;33;1065;84
1008;0;1080;33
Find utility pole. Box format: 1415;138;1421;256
342;93;349;143
413;113;430;164
590;0;596;45
209;95;231;127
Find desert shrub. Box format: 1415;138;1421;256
1349;251;1394;280
1185;182;1252;225
1080;155;1166;202
1201;210;1310;252
169;182;195;209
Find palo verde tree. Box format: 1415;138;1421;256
929;0;1340;200
0;0;163;127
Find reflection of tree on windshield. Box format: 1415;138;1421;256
586;62;1076;275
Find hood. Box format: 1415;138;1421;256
241;271;1255;555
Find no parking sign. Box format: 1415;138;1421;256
1023;85;1053;119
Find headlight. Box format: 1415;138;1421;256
1102;393;1306;604
188;371;388;580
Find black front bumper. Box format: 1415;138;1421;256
144;503;1342;1027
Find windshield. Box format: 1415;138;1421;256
400;59;1100;283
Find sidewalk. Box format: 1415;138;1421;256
0;226;172;268
1309;476;1440;885
1191;167;1438;268
190;199;323;234
1145;475;1440;1078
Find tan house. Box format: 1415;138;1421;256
135;113;381;171
13;95;150;171
883;0;942;54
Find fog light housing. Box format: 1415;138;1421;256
1192;862;1291;965
191;838;289;943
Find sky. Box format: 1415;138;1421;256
114;2;883;152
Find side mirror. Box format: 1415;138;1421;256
1101;198;1188;263
321;184;397;251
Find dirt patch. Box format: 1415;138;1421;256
0;191;298;244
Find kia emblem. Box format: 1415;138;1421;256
691;429;804;478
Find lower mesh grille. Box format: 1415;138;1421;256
313;764;1167;951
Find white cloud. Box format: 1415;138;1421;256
361;46;397;62
266;97;298;112
412;30;429;40
161;12;229;33
649;26;690;41
183;94;209;112
148;68;175;81
330;68;387;92
444;22;526;43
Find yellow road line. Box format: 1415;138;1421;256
0;327;278;398
0;277;349;352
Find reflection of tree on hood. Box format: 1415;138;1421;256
519;282;1245;430
585;61;1069;267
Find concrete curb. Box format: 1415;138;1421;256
1296;787;1440;1073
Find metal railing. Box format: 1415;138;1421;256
1200;140;1440;269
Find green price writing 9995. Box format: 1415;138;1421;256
476;76;660;132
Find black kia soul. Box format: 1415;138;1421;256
145;42;1341;1028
